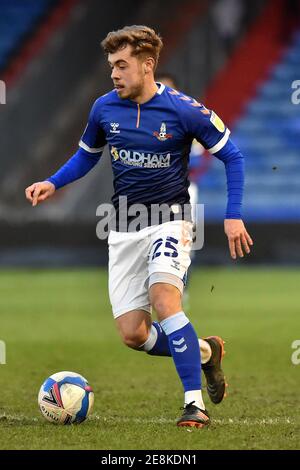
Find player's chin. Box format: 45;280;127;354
116;88;129;99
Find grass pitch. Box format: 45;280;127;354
0;267;299;450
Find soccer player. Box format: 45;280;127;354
25;26;253;428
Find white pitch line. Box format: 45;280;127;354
0;414;297;426
90;415;296;426
0;414;39;424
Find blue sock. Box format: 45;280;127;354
160;312;201;392
147;322;171;356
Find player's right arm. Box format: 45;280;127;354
25;99;106;207
180;99;253;259
25;180;56;207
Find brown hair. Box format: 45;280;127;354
101;25;163;70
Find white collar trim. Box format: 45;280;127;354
156;82;165;95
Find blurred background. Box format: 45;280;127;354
0;0;300;267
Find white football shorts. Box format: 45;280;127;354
108;220;193;318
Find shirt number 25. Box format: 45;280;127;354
151;236;179;260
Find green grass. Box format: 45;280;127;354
0;268;299;450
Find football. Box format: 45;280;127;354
38;371;94;424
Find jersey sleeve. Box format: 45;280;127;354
181;101;244;219
46;147;101;190
46;100;107;190
183;102;230;154
79;99;107;154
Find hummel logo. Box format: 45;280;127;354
110;122;120;133
172;337;187;353
171;260;180;270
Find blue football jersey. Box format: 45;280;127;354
79;83;231;209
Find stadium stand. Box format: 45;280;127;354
0;0;56;71
200;28;300;222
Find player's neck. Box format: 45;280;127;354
131;80;158;105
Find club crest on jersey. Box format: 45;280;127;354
110;122;120;133
153;122;172;141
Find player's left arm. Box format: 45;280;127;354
213;136;253;259
183;104;253;259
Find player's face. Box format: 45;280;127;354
108;45;146;100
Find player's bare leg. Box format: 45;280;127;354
115;309;152;350
115;307;216;361
114;288;225;415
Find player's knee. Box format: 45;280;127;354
150;285;181;317
152;297;168;317
121;331;148;350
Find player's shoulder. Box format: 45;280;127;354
164;86;211;121
93;89;118;108
89;89;118;119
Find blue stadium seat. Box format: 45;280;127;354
200;28;300;222
0;0;55;71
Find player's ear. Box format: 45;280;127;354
144;57;155;74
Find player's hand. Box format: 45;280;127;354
224;219;253;259
25;181;56;207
